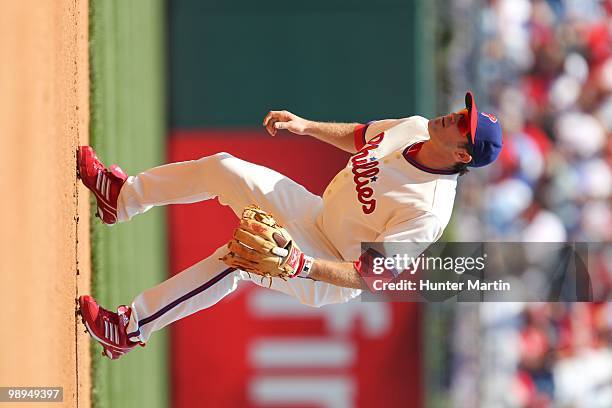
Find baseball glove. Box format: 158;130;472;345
220;205;313;286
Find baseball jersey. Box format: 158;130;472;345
317;116;458;262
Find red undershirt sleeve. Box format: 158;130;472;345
353;213;444;287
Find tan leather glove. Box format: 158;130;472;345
221;205;313;286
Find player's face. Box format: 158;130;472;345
427;109;472;164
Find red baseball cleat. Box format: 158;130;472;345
77;146;128;225
77;295;144;360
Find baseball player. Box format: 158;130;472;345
77;91;503;359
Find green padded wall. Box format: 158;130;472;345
169;0;432;128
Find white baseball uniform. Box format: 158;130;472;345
121;116;459;343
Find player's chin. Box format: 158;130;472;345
428;119;441;134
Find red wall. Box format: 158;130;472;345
168;130;422;408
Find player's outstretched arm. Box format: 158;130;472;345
263;110;359;153
308;259;363;289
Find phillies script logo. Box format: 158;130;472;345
481;112;498;123
350;132;384;214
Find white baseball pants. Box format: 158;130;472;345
117;152;361;343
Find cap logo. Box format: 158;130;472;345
481;112;498;123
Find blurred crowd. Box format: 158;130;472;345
454;0;611;243
512;303;612;407
449;302;612;407
471;302;612;408
445;0;612;407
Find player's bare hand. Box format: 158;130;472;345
263;110;310;137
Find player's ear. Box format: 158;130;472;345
454;150;472;164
